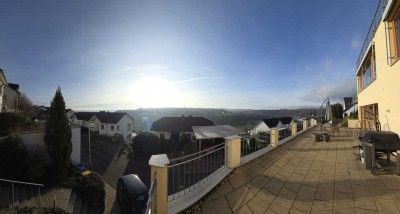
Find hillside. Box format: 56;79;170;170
117;108;318;131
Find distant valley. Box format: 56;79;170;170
117;108;318;131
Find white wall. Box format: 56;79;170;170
98;114;133;143
152;131;172;140
251;122;270;133
11;126;81;165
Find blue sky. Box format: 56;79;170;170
0;0;377;110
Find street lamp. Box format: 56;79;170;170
88;122;94;168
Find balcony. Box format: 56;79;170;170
199;127;400;213
356;0;388;69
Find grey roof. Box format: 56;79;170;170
75;111;133;124
262;117;293;128
192;125;242;140
151;116;214;132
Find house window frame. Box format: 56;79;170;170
357;47;377;92
117;125;119;131
111;125;114;131
101;124;104;130
386;0;400;65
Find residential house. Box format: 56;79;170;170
66;109;78;125
0;69;20;112
150;116;215;143
355;0;400;134
343;97;358;117
75;112;96;128
76;111;134;143
251;117;293;134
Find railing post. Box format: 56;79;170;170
291;123;297;137
224;135;241;169
270;128;279;148
303;120;307;131
310;118;316;127
149;154;170;214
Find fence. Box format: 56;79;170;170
0;178;44;210
278;127;291;141
356;0;388;67
240;131;270;158
167;143;225;201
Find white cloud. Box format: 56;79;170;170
300;78;356;103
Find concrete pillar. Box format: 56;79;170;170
303;120;307;131
270;128;279;148
291;123;297;137
225;135;241;169
311;118;316;126
149;154;170;214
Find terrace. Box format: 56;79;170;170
199;127;400;213
147;120;400;213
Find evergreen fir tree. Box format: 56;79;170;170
44;87;72;178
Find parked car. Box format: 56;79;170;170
117;174;149;214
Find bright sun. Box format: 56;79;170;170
130;76;181;108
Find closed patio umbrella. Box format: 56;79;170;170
325;98;332;122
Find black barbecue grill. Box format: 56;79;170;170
357;131;400;175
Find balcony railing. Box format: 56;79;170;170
167;143;226;202
240;131;270;158
356;0;389;68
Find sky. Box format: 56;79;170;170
0;0;378;110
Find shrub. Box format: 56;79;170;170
132;132;161;157
64;172;105;213
0;134;27;179
0;113;25;136
27;153;46;182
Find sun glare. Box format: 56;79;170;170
130;76;181;108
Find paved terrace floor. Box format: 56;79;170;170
199;128;400;214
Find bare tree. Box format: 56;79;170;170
17;93;33;117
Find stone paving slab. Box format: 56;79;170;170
199;128;400;213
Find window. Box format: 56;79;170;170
3;95;6;102
117;125;119;131
101;124;104;130
386;1;400;64
357;47;376;91
111;125;114;131
360;103;379;130
160;133;165;140
127;123;131;131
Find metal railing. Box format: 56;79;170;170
297;122;303;132
145;172;157;214
240;132;270;157
278;127;291;141
167;143;226;201
0;178;44;210
356;0;389;68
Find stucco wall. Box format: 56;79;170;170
347;119;360;129
357;13;400;135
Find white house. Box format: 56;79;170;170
251;117;293;134
76;111;134;143
0;69;20;112
66;109;78;125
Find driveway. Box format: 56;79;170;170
80;131;151;213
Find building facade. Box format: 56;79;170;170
356;0;400;134
0;69;20;112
